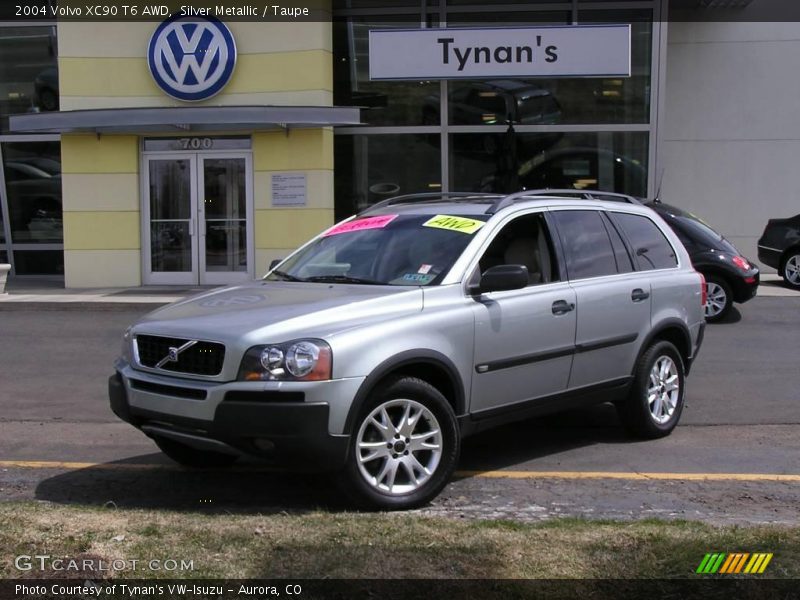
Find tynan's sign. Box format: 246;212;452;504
369;25;631;81
148;14;237;101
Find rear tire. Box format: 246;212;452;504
781;251;800;290
617;341;685;439
340;376;460;510
153;436;238;468
703;275;732;322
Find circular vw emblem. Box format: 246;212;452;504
147;14;237;102
199;294;265;308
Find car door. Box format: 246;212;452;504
469;211;577;416
549;209;652;389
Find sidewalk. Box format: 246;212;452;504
0;277;216;309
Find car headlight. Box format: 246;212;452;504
121;326;134;363
238;339;332;382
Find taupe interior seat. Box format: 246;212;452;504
503;237;541;284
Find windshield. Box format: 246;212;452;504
266;213;489;286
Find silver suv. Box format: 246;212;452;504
110;192;706;509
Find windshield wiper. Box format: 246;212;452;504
304;275;385;285
268;270;306;282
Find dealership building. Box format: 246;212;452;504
0;0;794;287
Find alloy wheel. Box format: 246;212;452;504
356;399;443;495
704;281;728;319
785;255;800;286
647;356;680;425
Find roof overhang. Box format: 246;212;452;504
9;105;362;134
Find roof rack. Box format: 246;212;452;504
361;191;500;215
485;188;642;214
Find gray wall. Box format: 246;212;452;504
660;20;800;270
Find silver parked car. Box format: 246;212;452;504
110;192;706;509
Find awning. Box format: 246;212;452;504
9;105;362;134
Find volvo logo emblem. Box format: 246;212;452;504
156;340;197;369
147;14;237;102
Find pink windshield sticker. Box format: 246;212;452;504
323;214;398;236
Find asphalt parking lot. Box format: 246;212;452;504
0;293;798;523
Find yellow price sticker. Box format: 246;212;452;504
423;215;486;234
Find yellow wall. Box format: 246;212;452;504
58;18;334;287
252;129;335;275
61;135;142;287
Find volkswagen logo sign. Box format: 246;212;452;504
147;14;237;102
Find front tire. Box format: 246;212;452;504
340;376;460;510
153;436;238;468
704;275;732;322
781;251;800;290
617;341;686;439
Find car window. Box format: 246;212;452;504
551;210;618;280
602;214;634;274
266;213;489;286
475;213;559;286
612;212;678;270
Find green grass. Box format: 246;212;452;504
1;501;799;579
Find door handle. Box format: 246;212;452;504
188;218;195;237
552;299;575;315
631;288;650;302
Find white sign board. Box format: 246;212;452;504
369;25;631;80
271;173;307;207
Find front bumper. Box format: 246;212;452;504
109;363;364;470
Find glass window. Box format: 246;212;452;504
551;210;617;280
267;213;488;286
2;141;62;245
0;206;7;264
445;11;651;125
333;18;441;126
476;213;559;285
602;214;634;274
0;26;59;132
450;131;648;197
334;134;441;220
611;212;678;270
12;249;63;275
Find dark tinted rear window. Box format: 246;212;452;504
612;213;678;270
552;210;618;280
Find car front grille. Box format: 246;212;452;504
135;334;225;376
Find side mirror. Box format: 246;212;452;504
269;259;283;270
469;264;529;295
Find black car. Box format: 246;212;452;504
648;202;760;322
757;214;800;290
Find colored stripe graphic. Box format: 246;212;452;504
699;553;773;574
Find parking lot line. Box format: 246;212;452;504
1;459;800;482
455;470;800;482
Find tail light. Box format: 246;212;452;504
698;272;707;307
732;256;751;271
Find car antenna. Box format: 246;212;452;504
653;168;665;204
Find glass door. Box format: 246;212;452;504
143;152;253;285
143;154;198;285
199;154;252;285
